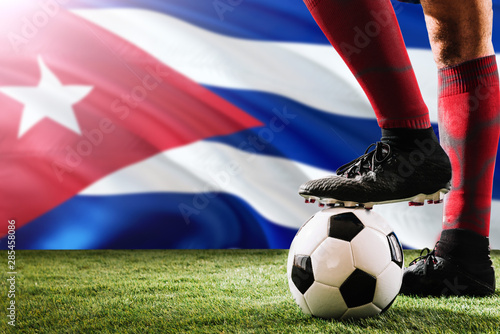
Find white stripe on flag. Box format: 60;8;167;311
81;140;328;228
72;8;440;122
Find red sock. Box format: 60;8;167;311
304;0;430;129
438;55;500;237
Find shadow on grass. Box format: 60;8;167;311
336;297;500;332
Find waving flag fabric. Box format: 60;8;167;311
1;0;499;249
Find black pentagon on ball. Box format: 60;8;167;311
291;255;315;294
387;232;404;268
328;212;365;241
340;269;377;308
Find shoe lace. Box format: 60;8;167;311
336;142;392;178
409;243;439;274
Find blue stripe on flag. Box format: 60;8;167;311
204;85;382;170
65;1;500;48
65;0;328;44
3;193;298;250
64;0;439;48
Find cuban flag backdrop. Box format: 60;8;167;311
1;0;500;250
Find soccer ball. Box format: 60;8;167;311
287;207;404;319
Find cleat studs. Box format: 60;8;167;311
310;199;316;203
319;203;325;207
433;199;443;204
324;199;336;205
427;200;434;204
410;194;426;207
305;199;310;204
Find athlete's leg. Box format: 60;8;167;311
422;0;494;67
304;0;430;128
300;0;451;207
402;0;498;296
422;0;499;238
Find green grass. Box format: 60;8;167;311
1;249;499;333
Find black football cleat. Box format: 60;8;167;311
299;129;451;209
400;229;496;297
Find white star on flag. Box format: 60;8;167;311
0;56;93;138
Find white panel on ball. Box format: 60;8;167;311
351;227;391;277
304;281;347;319
311;238;354;288
288;277;312;315
286;240;296;280
373;262;403;310
291;215;328;256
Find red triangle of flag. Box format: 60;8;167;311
0;7;262;235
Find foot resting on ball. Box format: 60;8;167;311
299;128;451;209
